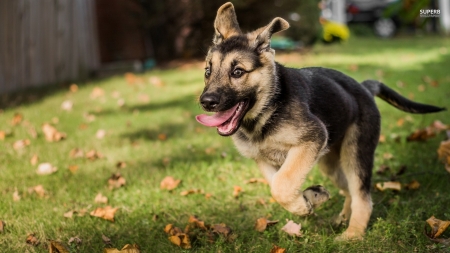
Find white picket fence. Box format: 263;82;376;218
0;0;100;94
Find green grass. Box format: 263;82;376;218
1;36;450;253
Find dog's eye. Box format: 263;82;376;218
205;68;211;78
231;68;244;78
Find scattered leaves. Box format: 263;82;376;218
13;189;20;202
376;165;390;175
157;133;167;141
254;217;279;232
180;189;204;196
29;184;46;197
68;237;82;245
375;181;402;191
68;165;79;174
0;220;5;233
437;139;450;173
37;163;58;175
48;240;70;253
407;120;448;142
108;173;126;189
211;223;232;238
90;87;105;99
160;176;181;191
102;234;112;245
96;129;106;139
69;148;84;158
85;149;103;160
270;245;286;253
281;219;302;237
69;84;78;93
42;123;66;142
26;233;40;246
61;100;73;111
426;216;450;238
188;215;208;230
116;161;127;169
13;139;30;150
104;244;140;253
149;76;164;87
90;206;119;222
164;224;191;249
63;211;75;219
95;193;108;204
404;180;420;190
233;185;242;198
11;113;23;126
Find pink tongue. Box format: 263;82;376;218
196;103;239;127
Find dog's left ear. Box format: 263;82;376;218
252;17;290;53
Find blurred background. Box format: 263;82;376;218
0;0;449;95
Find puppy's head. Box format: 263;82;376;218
196;2;289;136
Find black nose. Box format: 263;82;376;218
200;93;220;110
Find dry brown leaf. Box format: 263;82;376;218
404;180;420;190
0;220;5;233
68;237;82;245
26;233;39;246
376;165;390;175
169;234;191;249
254;217;279;232
104;244;140;253
13;189;20;202
0;131;5;140
95;193;108;204
96;129;106;139
180;189;204;196
42;123;66;142
205;193;213;199
116;161;127;169
438;139;450;173
383;153;394;160
149;76;164;87
49;240;70;253
396;118;405;127
63;211;74;219
86;149;103;161
69;148;84;158
281;219;302;237
160;176;181;191
12;113;23;126
270;245;286;253
164;224;183;236
30;154;38;166
375;181;402;191
61;100;73;111
245;178;268;184
426;216;450;238
108;173;126;189
188;215;208;230
233;186;242;198
68;165;79;174
90;87;104;99
407;120;449;142
102;234;112;245
30;185;46;197
90;206;119;222
13;139;30;150
379;134;386;143
69;84;78;93
37;163;58;175
158;133;167;141
211;223;232;238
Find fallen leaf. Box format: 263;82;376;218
211;223;232;238
69;148;84;158
160;176;181;191
0;220;5;233
90;87;104;99
13;139;30;150
49;240;70;253
68;237;82;245
26;233;39;246
95;193;108;204
376;165;390;175
164;224;183;235
405;180;420;190
37;163;58;175
233;186;242;198
138;94;150;103
383;153;394;160
69;84;78;93
42;123;66;142
205;193;213;199
158;133;167;141
116;161;127;169
375;181;401;191
90;206;119;222
281;219;302;237
438;139;450;173
0;131;5;140
256;198;267;206
30;154;38;166
245;178;268;184
255;217;279;232
69;165;79;174
379;134;386;143
149;76;164;87
85;149;103;161
108;173;126;189
104;244;140;253
11;113;23;126
426;216;450;238
96;129;106;139
63;211;74;218
61;100;73;111
83;113;96;122
30;185;46;197
13;189;20;202
102;234;112;245
180;189;204;196
270;245;286;253
396;118;405;127
169;233;191;249
188;215;208;230
407;120;449;142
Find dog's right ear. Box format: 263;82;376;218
213;2;242;45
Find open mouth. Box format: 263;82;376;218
195;101;249;136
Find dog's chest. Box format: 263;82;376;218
232;135;289;167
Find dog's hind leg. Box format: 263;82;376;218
335;122;378;241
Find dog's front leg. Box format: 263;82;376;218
270;144;329;216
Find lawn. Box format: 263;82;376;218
1;36;450;253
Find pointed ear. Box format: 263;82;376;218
253;17;289;53
213;2;242;45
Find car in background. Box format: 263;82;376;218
346;0;400;38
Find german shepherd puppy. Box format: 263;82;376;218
195;2;445;240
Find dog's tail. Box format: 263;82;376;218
361;80;446;114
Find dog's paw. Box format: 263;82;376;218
334;229;364;241
303;185;330;209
